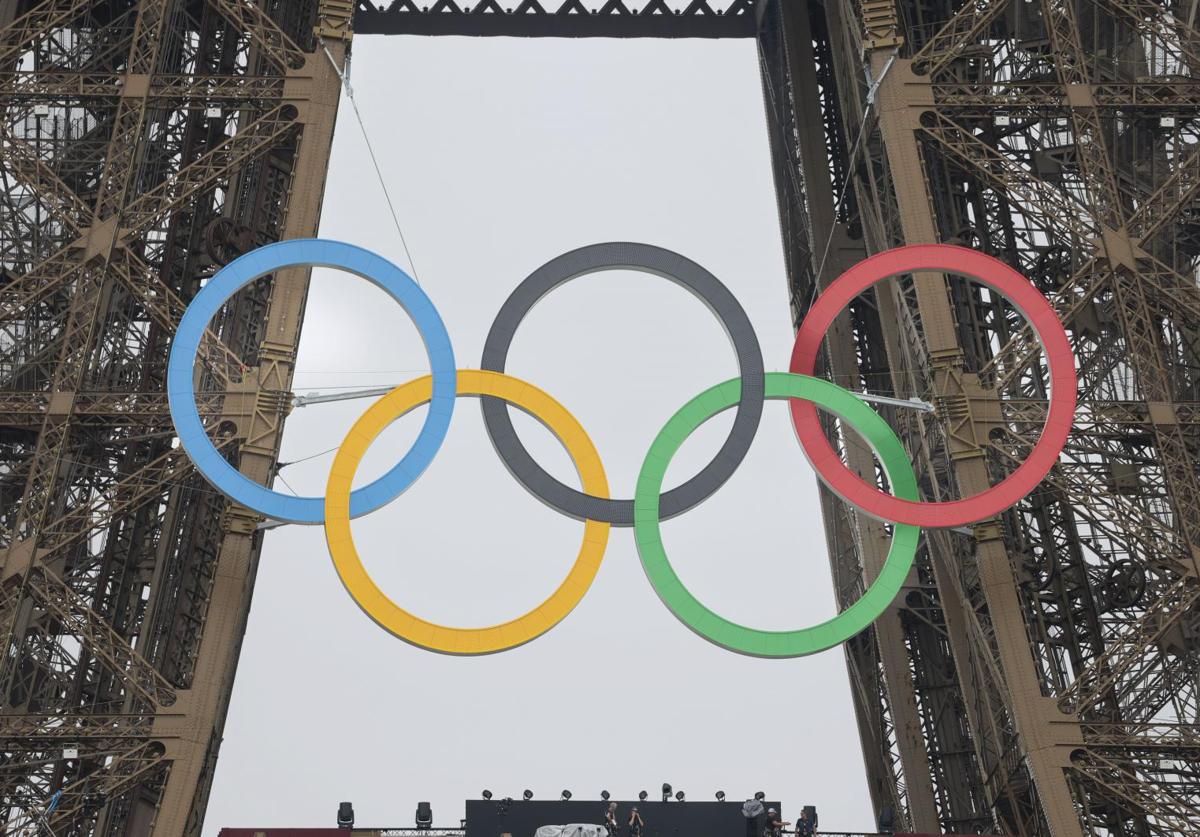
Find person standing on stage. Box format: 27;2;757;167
796;809;814;836
627;806;644;837
764;808;790;837
603;801;619;835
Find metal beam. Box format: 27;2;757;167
352;0;760;38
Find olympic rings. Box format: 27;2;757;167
168;237;1078;657
324;370;610;655
634;373;920;658
480;242;764;527
167;239;457;524
789;244;1076;528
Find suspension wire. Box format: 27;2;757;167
278;444;341;467
807;49;899;313
756;29;896;315
320;39;424;286
194;46;910;526
287;381;935;412
275;471;301;497
808;108;872;308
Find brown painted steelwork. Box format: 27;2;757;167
762;0;1200;831
3;0;1199;835
0;0;346;833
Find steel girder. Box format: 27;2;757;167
3;0;1200;835
0;0;343;833
794;0;1200;829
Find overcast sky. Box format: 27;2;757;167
204;35;874;834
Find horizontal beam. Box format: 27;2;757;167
291;384;935;410
352;1;759;38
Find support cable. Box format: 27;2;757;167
291;383;935;411
807;50;899;312
320;39;424;286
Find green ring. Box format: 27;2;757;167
633;372;921;658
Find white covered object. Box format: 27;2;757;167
534;825;610;837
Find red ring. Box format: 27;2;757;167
790;244;1076;528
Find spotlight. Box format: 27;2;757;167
716;791;726;802
639;791;649;802
337;802;355;829
662;783;672;802
561;790;573;801
415;801;433;830
754;792;766;802
675;791;685;802
482;790;493;801
524;790;534;801
601;791;611;801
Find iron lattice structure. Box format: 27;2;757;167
0;0;1198;835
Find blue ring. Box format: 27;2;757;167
167;238;456;524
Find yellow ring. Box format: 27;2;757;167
323;369;611;655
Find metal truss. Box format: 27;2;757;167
759;0;1200;830
352;0;759;38
0;0;349;833
3;0;1198;834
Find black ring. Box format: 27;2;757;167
480;242;765;526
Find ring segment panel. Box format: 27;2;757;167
167;238;457;524
480;242;765;526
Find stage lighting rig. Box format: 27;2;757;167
754;792;766;802
416;801;433;830
601;791;611;801
482;790;493;800
661;783;672;802
337;802;355;829
561;790;573;801
675;791;685;802
716;791;726;802
639;791;649;801
524;790;534;801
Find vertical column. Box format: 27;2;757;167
149;17;349;837
871;56;1085;836
774;3;940;830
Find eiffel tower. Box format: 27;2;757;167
2;1;1199;834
